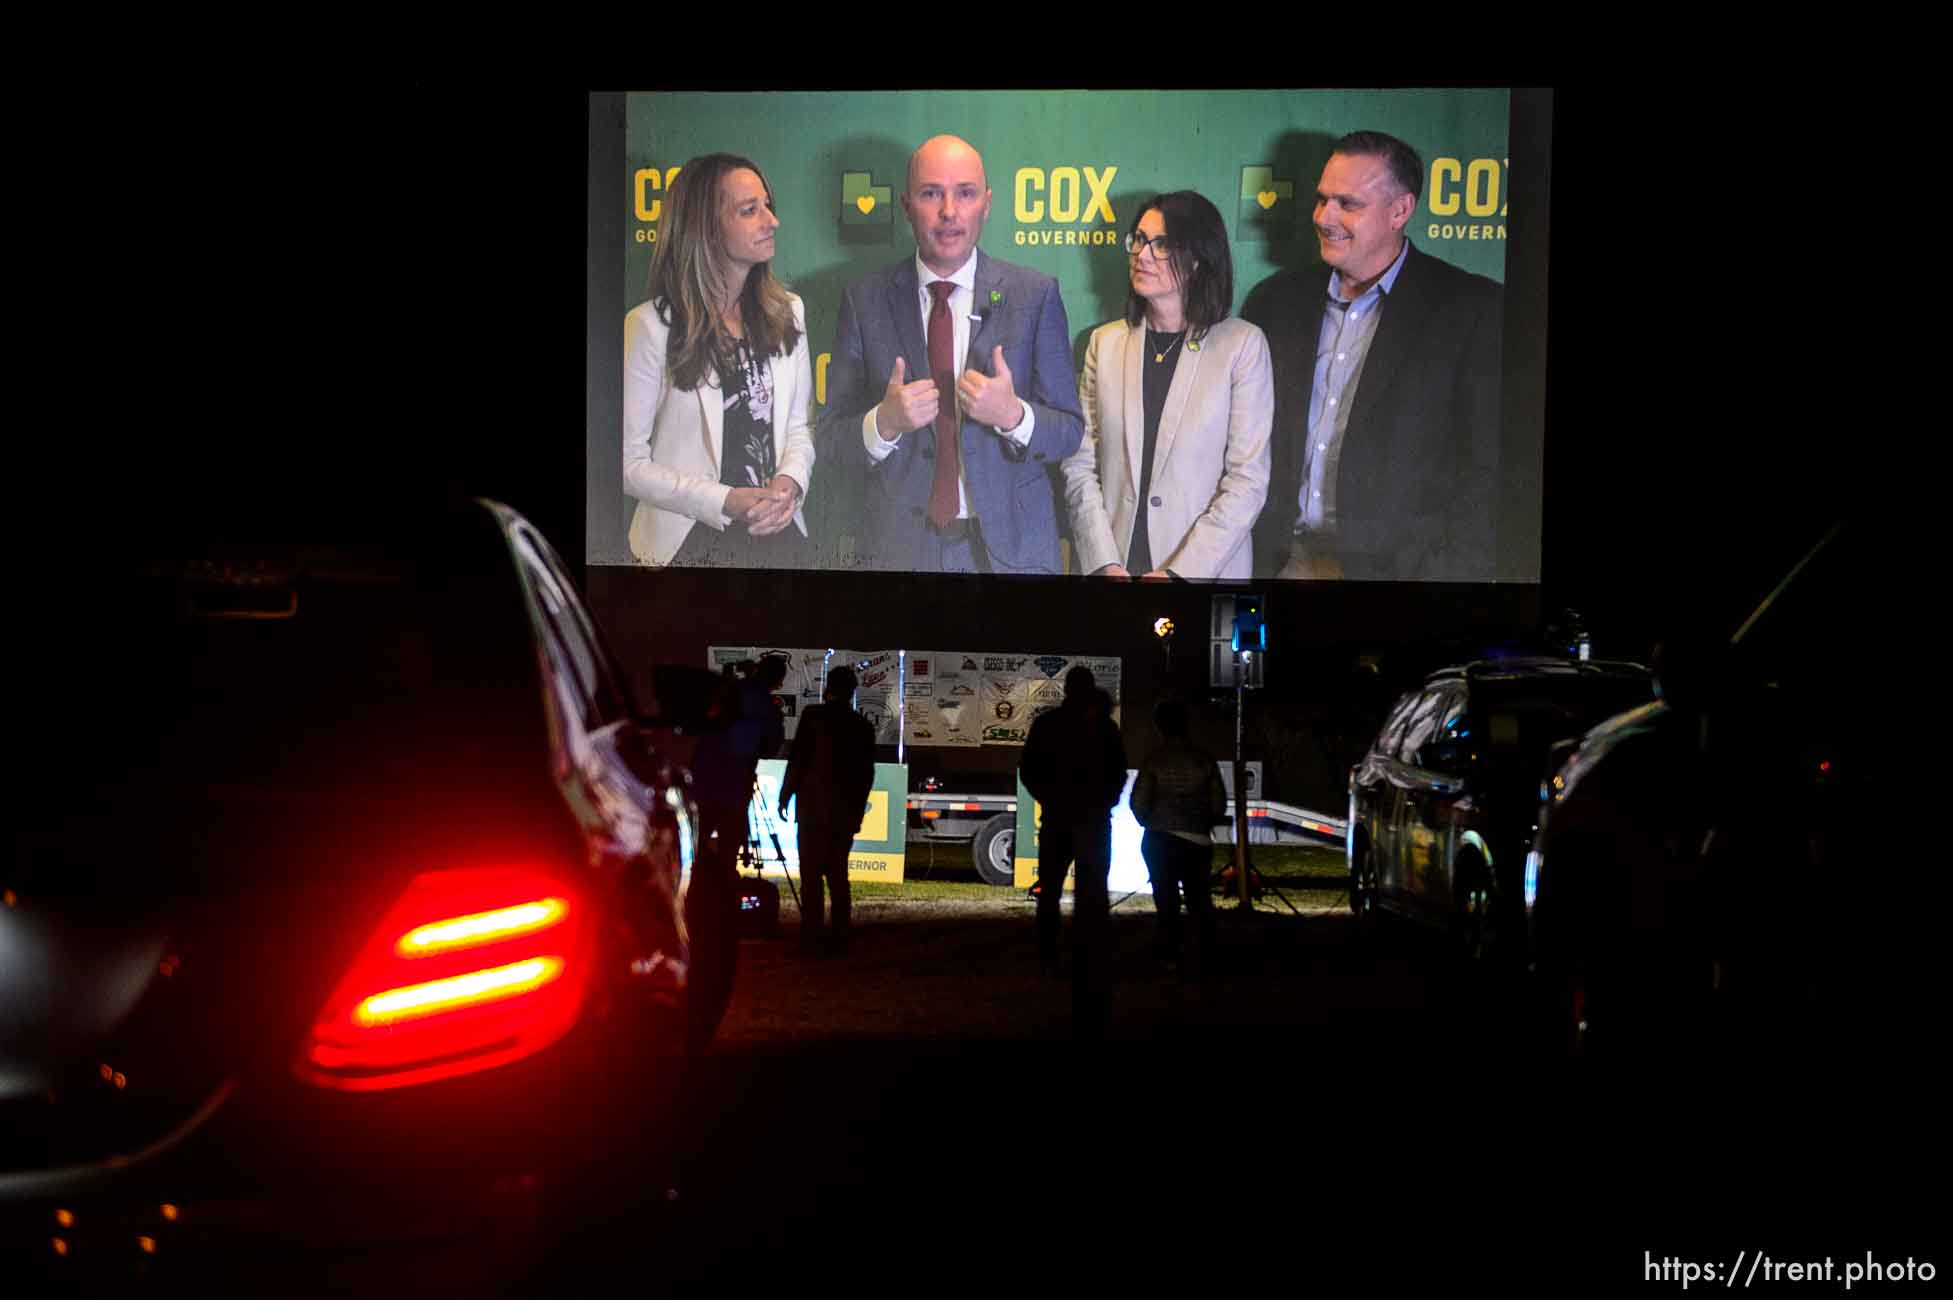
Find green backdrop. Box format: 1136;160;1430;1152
608;89;1512;568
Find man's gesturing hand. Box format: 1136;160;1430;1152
958;346;1025;431
874;356;940;441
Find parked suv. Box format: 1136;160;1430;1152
1348;657;1657;958
1525;522;1868;1059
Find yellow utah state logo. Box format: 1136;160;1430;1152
840;171;893;244
1237;165;1296;241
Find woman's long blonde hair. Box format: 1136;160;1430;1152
647;153;800;392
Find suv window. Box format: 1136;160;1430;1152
1376;691;1422;758
1438;690;1471;742
1476;675;1658;757
1395;689;1450;763
512;525;628;732
65;538;544;796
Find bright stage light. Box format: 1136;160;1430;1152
1109;772;1150;894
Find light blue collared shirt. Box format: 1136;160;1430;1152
1297;238;1411;536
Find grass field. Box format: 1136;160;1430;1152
754;841;1350;904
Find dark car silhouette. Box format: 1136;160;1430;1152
1526;522;1867;1060
3;499;698;1290
1348;656;1656;960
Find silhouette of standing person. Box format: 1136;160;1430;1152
685;655;787;1055
780;664;877;957
1019;665;1128;1036
1131;697;1227;977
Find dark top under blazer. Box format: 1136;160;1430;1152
1242;241;1503;582
817;250;1086;573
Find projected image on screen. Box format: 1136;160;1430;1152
598;89;1536;584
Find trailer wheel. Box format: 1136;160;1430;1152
971;814;1016;886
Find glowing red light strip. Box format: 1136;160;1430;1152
396;898;568;956
355;957;564;1026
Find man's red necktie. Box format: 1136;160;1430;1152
926;280;960;531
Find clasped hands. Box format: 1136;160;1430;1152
724;475;801;535
875;348;1024;440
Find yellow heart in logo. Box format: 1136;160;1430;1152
856;194;876;214
1256;191;1278;211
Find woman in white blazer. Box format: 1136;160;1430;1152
623;153;815;568
1063;191;1272;581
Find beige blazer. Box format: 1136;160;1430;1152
1063;314;1272;580
623;295;816;566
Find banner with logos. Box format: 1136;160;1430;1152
750;759;908;883
906;651;1121;748
708;646;1120;748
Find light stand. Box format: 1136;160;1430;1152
1207;593;1265;911
1233;647;1250;909
1231;596;1264;909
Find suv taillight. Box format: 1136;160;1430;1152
296;867;592;1092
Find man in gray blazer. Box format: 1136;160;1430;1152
818;135;1085;574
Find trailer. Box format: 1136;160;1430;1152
904;789;1022;885
712;646;1348;883
904;776;1348;888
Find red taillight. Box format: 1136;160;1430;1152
397;898;568;956
296;868;591;1092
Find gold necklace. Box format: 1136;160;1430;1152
1151;329;1186;364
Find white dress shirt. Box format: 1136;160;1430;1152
862;251;1036;518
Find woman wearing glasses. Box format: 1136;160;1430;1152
624;153;815;569
1062;191;1272;580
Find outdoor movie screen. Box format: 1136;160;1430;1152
592;88;1543;585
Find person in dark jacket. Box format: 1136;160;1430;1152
685;655;787;1054
1241;130;1501;582
781;665;877;957
1018;665;1128;1034
1131;697;1228;975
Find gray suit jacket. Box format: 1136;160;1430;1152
816;251;1084;573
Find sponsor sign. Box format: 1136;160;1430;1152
710;647;1119;748
1012;771;1150;894
749;760;907;882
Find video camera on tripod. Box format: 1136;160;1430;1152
733;770;795;938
